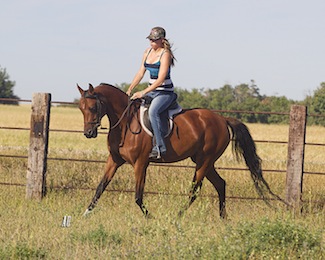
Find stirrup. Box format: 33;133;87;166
149;149;161;159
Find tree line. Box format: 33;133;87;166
117;81;325;125
1;67;324;125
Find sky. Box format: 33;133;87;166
1;0;324;102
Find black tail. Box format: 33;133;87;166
225;117;287;205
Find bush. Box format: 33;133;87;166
0;243;47;259
215;218;323;259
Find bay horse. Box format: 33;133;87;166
78;83;280;218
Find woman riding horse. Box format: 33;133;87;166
127;26;177;159
78;83;284;218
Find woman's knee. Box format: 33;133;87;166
148;107;158;119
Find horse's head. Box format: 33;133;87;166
77;83;104;138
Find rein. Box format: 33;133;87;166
110;98;136;130
111;98;142;147
84;91;141;134
112;98;142;135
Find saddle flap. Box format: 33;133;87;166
139;101;182;137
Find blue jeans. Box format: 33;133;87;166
146;91;177;153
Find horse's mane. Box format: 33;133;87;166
97;82;127;96
99;82;115;87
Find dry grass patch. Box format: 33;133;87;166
0;105;324;258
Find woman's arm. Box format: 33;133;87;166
126;49;148;96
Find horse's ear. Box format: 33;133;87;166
89;83;94;94
77;84;84;95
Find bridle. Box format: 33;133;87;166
84;91;103;129
83;91;141;134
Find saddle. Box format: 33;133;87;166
139;96;182;137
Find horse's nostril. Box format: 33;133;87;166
84;129;92;138
84;128;97;138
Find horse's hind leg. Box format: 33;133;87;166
178;180;203;217
178;168;205;217
206;168;226;219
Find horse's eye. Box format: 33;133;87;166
89;106;97;113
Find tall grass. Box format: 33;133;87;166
0;104;324;259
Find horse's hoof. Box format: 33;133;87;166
83;208;92;217
145;212;154;219
178;210;184;218
220;210;227;220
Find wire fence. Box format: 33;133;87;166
1;98;325;200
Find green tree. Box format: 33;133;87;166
0;66;19;105
175;88;207;109
205;84;235;110
233;83;260;103
306;82;325;125
116;82;148;93
259;96;293;124
219;83;262;122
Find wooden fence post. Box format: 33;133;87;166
26;93;51;200
285;105;307;211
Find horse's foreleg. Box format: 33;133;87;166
83;157;122;216
83;177;111;216
134;162;150;218
206;168;226;219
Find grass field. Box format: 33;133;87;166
0;104;324;259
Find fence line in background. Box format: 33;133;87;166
1;96;325;209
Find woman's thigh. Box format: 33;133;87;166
149;92;175;115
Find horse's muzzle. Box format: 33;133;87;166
84;127;98;138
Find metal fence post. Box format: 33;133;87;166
26;93;51;200
285;105;307;211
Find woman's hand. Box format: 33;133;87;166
131;91;144;100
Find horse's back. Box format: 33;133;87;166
175;108;228;130
169;108;230;156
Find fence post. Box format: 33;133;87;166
26;93;51;200
285;105;307;211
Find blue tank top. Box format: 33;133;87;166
144;49;174;91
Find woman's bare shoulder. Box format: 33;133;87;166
144;47;151;54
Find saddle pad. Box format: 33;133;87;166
139;104;182;137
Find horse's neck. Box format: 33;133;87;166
101;89;129;130
103;101;122;127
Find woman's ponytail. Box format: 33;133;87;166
163;39;176;66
